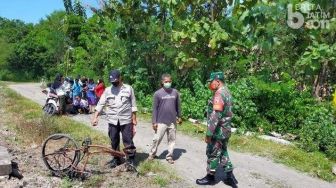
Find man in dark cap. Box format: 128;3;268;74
92;69;138;167
196;72;238;187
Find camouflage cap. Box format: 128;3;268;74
207;72;224;82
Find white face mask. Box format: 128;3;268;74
163;82;172;88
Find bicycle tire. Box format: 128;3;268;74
41;134;81;175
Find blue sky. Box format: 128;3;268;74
0;0;99;24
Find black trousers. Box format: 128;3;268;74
59;95;66;113
108;121;136;160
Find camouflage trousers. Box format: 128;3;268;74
206;137;233;175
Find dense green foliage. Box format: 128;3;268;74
0;17;32;80
0;0;335;159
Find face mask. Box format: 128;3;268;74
209;80;219;91
112;81;119;87
163;82;172;89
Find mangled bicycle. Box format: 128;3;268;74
41;134;137;180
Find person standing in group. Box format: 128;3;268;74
72;76;82;101
92;70;138;167
63;77;72;104
53;74;67;115
148;74;182;164
81;77;88;100
87;78;97;113
196;72;238;187
94;79;105;103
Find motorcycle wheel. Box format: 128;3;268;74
43;103;57;116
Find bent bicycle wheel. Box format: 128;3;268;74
42;134;81;175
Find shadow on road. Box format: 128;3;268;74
135;152;149;166
157;148;187;161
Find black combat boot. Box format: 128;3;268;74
224;170;238;187
196;174;215;185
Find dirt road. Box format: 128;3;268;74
9;83;336;188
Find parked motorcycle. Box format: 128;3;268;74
42;86;59;116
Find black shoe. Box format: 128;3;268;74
125;158;137;172
196;174;215;185
8;161;23;180
106;158;122;168
224;171;238;187
127;158;135;166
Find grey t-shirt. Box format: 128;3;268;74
152;88;181;125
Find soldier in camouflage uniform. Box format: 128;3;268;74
196;72;238;187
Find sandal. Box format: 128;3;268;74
147;155;156;160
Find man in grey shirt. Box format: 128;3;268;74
148;74;182;164
92;70;137;167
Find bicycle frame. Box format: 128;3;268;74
74;145;126;175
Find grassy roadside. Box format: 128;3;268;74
138;113;336;182
230;135;335;181
0;82;180;187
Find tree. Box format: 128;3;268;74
6;11;67;79
63;0;74;14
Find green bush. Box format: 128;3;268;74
229;78;260;131
180;78;211;119
0;69;15;81
0;69;35;81
228;76;336;159
229;76;317;134
136;91;152;112
299;105;336;160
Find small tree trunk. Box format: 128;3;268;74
313;61;328;99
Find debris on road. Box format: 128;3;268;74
258;135;293;146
